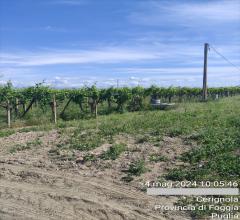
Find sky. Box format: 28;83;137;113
0;0;240;88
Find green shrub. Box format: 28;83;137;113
101;143;126;160
165;168;186;181
127;159;146;176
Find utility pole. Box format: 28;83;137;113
202;43;209;101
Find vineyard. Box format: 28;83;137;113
1;81;240;128
0;81;239;219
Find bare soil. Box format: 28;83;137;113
0;130;193;220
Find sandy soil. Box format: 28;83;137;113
0;130;193;220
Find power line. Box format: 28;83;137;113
209;44;240;72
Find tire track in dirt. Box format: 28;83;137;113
0;131;191;220
0;162;167;220
0;161;156;200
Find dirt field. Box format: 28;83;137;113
0;130;192;220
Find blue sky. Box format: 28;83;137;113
0;0;240;88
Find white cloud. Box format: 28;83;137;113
0;47;161;66
2;64;239;88
1;43;239;88
1;43;239;67
129;0;240;26
119;66;240;77
173;1;239;22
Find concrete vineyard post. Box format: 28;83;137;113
202;43;209;101
53;94;57;124
7;100;11;128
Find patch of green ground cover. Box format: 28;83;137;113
163;97;240;218
21;108;53;126
64;97;240;183
69;129;103;151
0;129;15;137
100;98;235;131
48;148;76;161
149;154;168;162
2;96;237;220
10;138;42;153
166;99;240;181
83;153;97;162
18;124;53;133
127;159;147;176
41;96;239;182
3;97;238;218
101;143;127;160
135;134;163;146
161;97;240;219
122;159;147;182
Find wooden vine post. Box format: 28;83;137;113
95;101;98;118
15;98;19;116
53;94;57;124
7;100;11;128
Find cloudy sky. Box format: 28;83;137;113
0;0;240;88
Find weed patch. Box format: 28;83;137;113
149;154;168;162
101;143;126;160
70;130;103;151
10;138;42;153
0;129;15;138
127;159;147;176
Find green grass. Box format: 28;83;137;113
48;96;240;181
48;148;76;161
101;143;126;160
1;96;239;181
83;153;97;162
127;159;147;176
0;129;15;137
71;96;240;181
168;115;240;181
69;130;103;151
121;159;147;182
18;125;52;133
149;154;168;162
10;138;42;153
165;168;186;181
1;96;239;219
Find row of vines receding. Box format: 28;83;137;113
0;81;240;128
